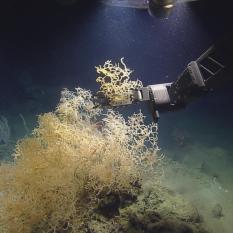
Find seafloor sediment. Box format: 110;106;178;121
83;179;209;233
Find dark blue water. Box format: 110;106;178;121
0;2;233;232
0;0;233;148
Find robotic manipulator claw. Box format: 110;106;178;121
93;87;151;108
93;32;233;122
93;83;176;122
93;58;229;123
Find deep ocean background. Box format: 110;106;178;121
0;0;233;147
1;1;233;232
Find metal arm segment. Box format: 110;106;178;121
146;32;233;121
93;32;233;122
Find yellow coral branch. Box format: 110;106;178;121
96;58;143;105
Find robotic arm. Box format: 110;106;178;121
94;32;233;122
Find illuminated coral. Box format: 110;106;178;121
96;58;143;105
0;84;159;233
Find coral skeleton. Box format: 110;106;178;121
0;61;159;233
96;58;143;105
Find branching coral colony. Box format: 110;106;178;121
0;59;159;233
96;58;143;105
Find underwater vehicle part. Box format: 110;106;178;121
56;0;78;6
101;0;199;18
148;0;175;18
94;32;233;122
